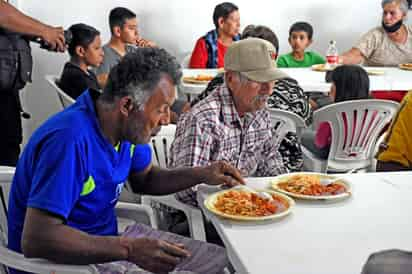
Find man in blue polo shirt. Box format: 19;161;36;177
7;47;244;274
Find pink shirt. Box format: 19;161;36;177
315;122;332;149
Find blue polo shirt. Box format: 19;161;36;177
7;89;152;257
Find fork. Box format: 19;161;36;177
319;168;357;186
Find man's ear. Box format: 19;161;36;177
75;46;86;58
218;17;225;29
119;96;134;117
307;39;313;47
112;26;122;38
225;71;238;91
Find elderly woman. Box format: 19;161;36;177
342;0;412;66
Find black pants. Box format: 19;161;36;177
0;90;23;166
0;142;20;166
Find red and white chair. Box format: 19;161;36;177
302;99;399;173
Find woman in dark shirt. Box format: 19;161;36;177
59;23;103;99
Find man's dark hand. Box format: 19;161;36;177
201;161;245;187
123;237;190;274
41;26;65;52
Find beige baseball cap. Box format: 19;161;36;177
224;37;288;82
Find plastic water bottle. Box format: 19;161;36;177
326;40;339;69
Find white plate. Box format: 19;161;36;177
271;172;351;200
204;189;294;221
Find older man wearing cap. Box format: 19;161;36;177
169;38;289;208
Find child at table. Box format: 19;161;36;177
277;21;325;68
59;23;103;99
301;65;370;159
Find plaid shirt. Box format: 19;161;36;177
169;83;288;207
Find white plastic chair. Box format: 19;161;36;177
269;108;307;140
141;125;207;241
181;52;192;68
302;99;399;173
45;75;75;109
370;132;387;172
0;166;157;274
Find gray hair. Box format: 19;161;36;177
101;47;182;110
382;0;409;15
224;71;249;84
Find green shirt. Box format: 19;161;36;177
277;51;325;68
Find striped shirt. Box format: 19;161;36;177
169;83;288;207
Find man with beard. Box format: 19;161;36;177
169;38;289;208
7;48;244;274
341;0;412;66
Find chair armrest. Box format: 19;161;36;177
142;195;196;216
0;246;98;274
141;195;206;241
115;202;158;229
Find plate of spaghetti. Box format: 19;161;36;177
204;189;294;221
271;172;351;200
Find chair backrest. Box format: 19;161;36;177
313;99;399;171
0;166;98;274
0;166;15;247
269;108;307;140
149;125;176;168
181;52;192;68
45;75;75;109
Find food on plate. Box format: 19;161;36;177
183;74;215;83
311;64;335;72
194;74;214;81
276;174;347;196
214;190;288;217
312;64;385;75
399;63;412;71
365;69;385;76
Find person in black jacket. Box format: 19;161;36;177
0;0;65;166
59;23;103;99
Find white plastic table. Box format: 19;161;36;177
198;172;412;274
181;67;412;99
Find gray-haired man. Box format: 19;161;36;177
8;47;243;274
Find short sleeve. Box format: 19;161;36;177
28;132;86;220
277;55;288;68
354;28;380;59
311;52;326;65
130;144;152;173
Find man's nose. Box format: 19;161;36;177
384;13;392;21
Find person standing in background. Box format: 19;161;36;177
0;0;65;166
